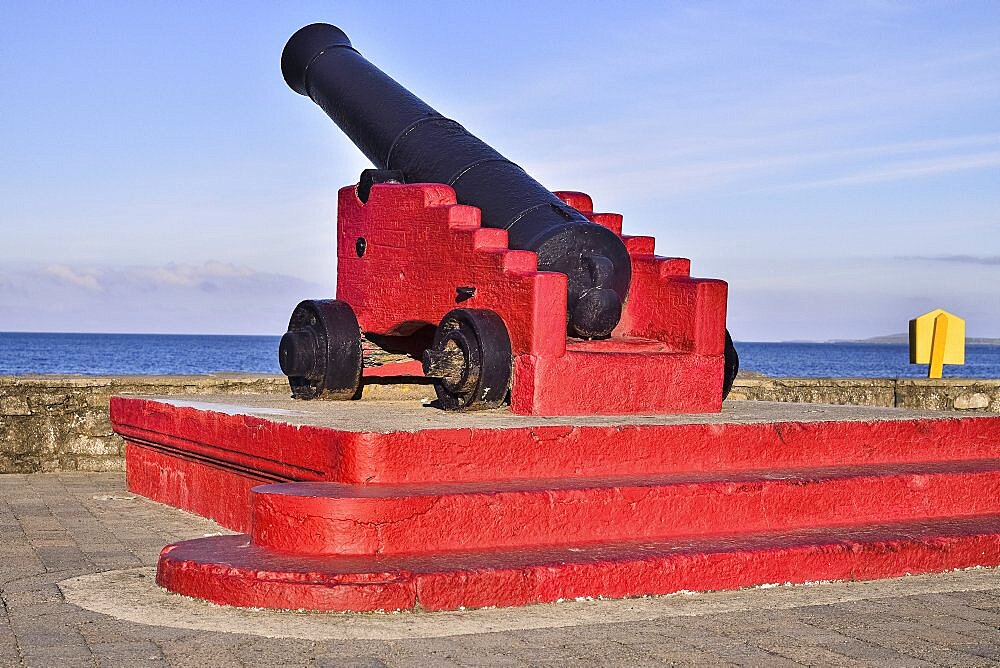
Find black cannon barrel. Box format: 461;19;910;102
281;23;631;339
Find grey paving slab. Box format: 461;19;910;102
4;472;1000;666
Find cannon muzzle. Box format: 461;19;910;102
281;23;631;339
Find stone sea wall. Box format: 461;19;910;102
729;376;1000;412
1;374;998;474
0;375;287;474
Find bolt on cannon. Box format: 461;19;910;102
278;23;738;414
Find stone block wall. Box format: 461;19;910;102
0;375;287;474
728;377;897;407
728;376;1000;411
894;379;1000;412
1;374;998;473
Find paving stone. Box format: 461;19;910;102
20;648;95;668
0;611;23;665
701;612;864;665
953;590;1000;611
91;640;166;667
16;628;91;652
661;617;803;665
965;644;1000;662
314;658;390;668
911;592;1000;626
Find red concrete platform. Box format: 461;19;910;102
111;395;1000;611
332;184;729;415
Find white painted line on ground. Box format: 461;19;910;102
58;566;1000;641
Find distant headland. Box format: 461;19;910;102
847;334;1000;345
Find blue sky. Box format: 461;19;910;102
1;2;998;340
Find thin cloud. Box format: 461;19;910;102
525;126;1000;201
899;255;1000;266
0;262;328;334
758;151;1000;193
125;262;258;290
13;262;323;297
44;265;102;291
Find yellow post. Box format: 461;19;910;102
909;308;965;379
928;313;948;379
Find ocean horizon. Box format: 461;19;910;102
2;331;1000;379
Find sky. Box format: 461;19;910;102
1;2;998;341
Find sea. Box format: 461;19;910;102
1;332;1000;378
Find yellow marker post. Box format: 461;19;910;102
909;309;965;379
928;313;948;379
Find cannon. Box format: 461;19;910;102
278;23;738;414
280;23;630;340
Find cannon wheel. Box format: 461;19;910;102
279;299;363;400
422;309;512;411
722;329;739;400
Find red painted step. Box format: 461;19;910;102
250;460;1000;556
113;396;1000;535
158;514;1000;612
112;396;1000;612
114;397;1000;488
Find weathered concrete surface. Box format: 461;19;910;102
4;472;1000;666
119;393;988;431
3;373;1000;473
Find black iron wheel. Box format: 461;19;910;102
279;299;363;400
722;329;739;400
421;309;512;411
